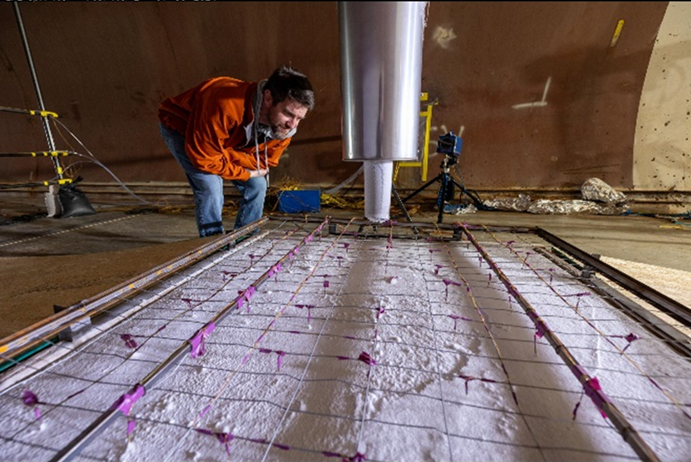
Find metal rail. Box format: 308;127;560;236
536;227;691;328
268;214;534;234
536;247;691;359
49;219;328;462
0;218;268;366
460;224;661;462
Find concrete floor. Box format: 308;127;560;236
1;192;690;338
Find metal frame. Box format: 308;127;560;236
0;218;269;367
2;216;688;462
535;227;691;328
12;3;61;177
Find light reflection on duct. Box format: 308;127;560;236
339;1;427;222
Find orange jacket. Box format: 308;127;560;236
158;77;291;182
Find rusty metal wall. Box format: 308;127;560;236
423;2;668;190
0;2;667;190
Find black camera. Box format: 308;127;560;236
436;131;462;157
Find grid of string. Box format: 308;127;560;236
0;223;689;462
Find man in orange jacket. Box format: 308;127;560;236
158;66;314;237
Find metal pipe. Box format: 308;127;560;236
339;1;427;162
12;2;61;177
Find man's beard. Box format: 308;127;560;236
266;104;294;140
270;125;290;140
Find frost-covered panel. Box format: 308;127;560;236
1;221;690;461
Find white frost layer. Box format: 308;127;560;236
363;161;393;222
1;228;690;462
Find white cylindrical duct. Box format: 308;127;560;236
364;161;394;222
339;1;427;162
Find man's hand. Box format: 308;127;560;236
247;169;268;178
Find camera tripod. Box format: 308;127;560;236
401;155;478;224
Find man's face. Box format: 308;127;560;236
261;91;309;140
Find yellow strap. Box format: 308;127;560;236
29;110;59;118
43;179;73;186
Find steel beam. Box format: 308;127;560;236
536;227;691;328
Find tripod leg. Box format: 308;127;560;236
451;178;485;209
437;174;449;224
402;174;442;203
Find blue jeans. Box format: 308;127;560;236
159;123;267;237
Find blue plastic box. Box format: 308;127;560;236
277;189;321;213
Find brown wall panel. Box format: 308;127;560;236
0;2;667;190
422;2;667;189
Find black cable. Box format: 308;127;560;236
452;164;497;211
